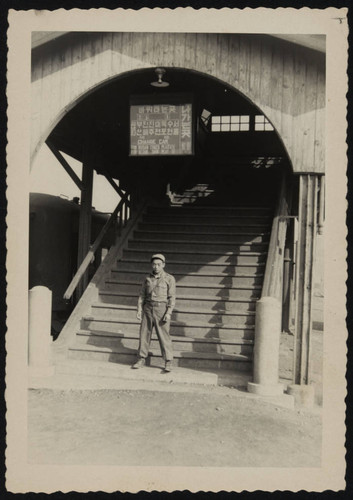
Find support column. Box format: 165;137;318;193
248;173;289;397
248;297;284;396
282;246;291;332
76;154;94;300
288;217;299;335
288;174;319;407
28;286;54;377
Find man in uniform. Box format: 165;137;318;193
132;253;176;372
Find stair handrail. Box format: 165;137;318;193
261;175;289;301
64;196;129;300
55;201;147;351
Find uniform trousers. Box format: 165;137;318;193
138;301;173;361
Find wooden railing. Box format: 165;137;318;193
64;196;130;300
261;175;290;301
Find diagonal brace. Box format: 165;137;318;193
46;139;83;190
101;170;130;206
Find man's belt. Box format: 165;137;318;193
145;300;167;305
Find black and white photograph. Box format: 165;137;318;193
5;7;348;493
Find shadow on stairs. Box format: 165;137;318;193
55;192;274;386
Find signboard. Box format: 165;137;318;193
130;102;193;156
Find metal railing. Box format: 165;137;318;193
63;195;130;300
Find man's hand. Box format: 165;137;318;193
163;312;171;323
136;310;142;321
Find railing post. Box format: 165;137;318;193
123;201;127;226
119;210;123;234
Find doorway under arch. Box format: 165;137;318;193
46;67;293;210
35;66;303;379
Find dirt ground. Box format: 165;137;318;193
28;386;321;467
27;330;323;467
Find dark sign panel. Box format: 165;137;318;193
130;102;193;156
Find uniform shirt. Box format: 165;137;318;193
137;270;176;314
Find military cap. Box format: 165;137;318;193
151;253;166;263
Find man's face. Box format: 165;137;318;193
152;259;165;275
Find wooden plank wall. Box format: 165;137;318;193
31;33;325;173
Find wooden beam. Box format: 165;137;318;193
101;170;130;206
46;140;83;190
76;156;94;300
288;216;299;335
282;246;291;331
261;173;289;300
293;174;318;385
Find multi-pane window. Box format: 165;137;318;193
255;115;274;131
211;115;250;132
210;114;274;132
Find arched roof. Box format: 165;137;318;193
31;32;325;173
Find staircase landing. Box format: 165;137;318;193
31;356;296;410
53;356;252;389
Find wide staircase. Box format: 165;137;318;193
67;193;273;373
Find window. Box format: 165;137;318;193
200;109;211;127
211;115;250;132
255;115;274;131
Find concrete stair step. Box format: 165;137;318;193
114;260;264;275
54;358;252;389
98;291;257;312
109;271;263;287
90;303;256;326
68;343;252;371
58;199;273;375
143;214;272;225
103;281;261;299
79;324;254;341
122;249;267;265
129;239;268;252
82;317;255;337
139;222;270;234
75;330;253;355
133;230;268;243
77;328;253;343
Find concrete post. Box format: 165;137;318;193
248;296;284;396
28;286;54;377
287;384;315;408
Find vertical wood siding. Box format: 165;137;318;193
31;32;325;173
